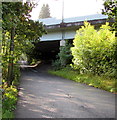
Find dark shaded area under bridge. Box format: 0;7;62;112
32;39;73;61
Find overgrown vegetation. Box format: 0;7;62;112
71;22;116;78
1;64;20;118
52;41;72;70
49;67;116;93
2;85;18;118
50;21;116;93
102;0;116;31
102;0;117;77
2;2;45;119
2;2;45;86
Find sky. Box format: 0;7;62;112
30;0;104;20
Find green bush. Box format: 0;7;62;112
2;64;19;119
2;110;14;119
71;22;116;77
12;64;20;86
2;85;18;119
52;40;73;70
52;59;61;70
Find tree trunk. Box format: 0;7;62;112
7;27;15;86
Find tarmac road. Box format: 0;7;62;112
15;64;115;118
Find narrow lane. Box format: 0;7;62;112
15;65;115;118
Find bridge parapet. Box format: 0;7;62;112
44;18;114;31
39;14;114;41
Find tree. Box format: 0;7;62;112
102;0;116;18
52;41;73;70
39;4;51;19
102;0;116;31
2;2;46;86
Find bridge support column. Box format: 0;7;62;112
60;39;65;46
60;30;65;46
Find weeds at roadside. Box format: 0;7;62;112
48;68;116;93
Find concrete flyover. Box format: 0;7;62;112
34;14;114;60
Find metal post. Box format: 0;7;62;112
62;0;64;23
60;0;65;46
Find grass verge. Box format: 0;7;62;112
48;67;117;93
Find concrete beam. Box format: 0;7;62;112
44;18;114;31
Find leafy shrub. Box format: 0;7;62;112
2;110;14;119
52;40;73;70
2;85;18;119
52;59;61;70
71;22;116;77
58;41;72;66
12;64;20;86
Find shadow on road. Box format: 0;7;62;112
15;62;115;118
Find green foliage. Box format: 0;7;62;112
102;0;117;18
48;68;116;93
2;110;14;119
52;41;72;70
2;2;46;119
12;64;20;86
102;0;117;31
102;0;117;75
2;85;18;119
2;65;19;119
2;2;46;85
52;59;61;70
29;58;38;65
71;22;116;77
59;42;73;66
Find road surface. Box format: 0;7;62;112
15;64;115;118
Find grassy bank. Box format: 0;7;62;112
48;67;117;93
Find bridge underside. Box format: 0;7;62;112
34;40;60;61
34;17;114;62
33;39;73;62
